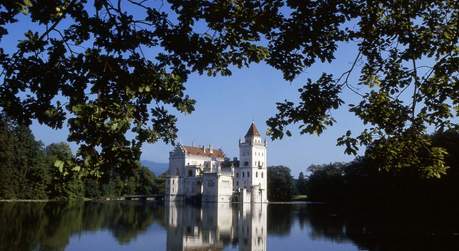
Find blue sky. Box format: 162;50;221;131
31;42;366;176
5;5;369;176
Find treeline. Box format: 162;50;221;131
267;166;295;201
0;115;164;200
304;130;459;208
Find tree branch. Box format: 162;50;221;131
411;58;419;122
336;50;363;97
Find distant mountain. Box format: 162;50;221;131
141;160;168;175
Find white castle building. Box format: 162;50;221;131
165;122;268;203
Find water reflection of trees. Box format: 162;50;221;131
267;204;294;236
303;204;459;250
3;202;459;251
266;204;459;250
0;201;161;251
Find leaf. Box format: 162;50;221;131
54;160;65;173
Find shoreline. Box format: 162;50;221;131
0;198;320;204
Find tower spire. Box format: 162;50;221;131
245;122;261;138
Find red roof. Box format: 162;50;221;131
182;145;225;158
245;122;261;137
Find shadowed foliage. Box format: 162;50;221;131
306;130;459;207
267;165;295;201
0;1;456;179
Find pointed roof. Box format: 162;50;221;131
245;122;261;138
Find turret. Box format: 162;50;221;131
236;122;268;203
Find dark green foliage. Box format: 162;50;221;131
46;142;84;199
306;130;459;207
307;162;347;203
296;171;308;195
1;1;456;178
268;74;343;137
137;167;161;195
93;165;161;198
0;114;162;199
267;165;295;201
263;1;458;178
0;115;48;199
0;0;273;178
84;178;102;198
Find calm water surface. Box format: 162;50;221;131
1;201;459;251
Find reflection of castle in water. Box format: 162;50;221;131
165;203;267;251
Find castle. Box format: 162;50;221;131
165;122;268;203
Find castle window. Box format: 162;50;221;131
236;172;239;178
188;170;193;177
256;172;258;178
261;172;263;178
244;161;248;166
236;181;239;186
242;172;245;178
248;172;250;177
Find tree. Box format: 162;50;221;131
0;1;457;178
296;172;308;195
265;1;458;178
45;142;84;199
13;125;49;198
0;114;49;199
137;167;160;195
306;163;347;202
305;130;459;206
267;165;295;201
0;114;18;198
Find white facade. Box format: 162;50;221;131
236;123;268;203
165;123;268;203
202;172;234;202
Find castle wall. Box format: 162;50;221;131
203;173;233;202
165;176;183;201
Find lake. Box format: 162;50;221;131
1;201;458;251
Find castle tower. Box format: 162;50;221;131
236;122;268;203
